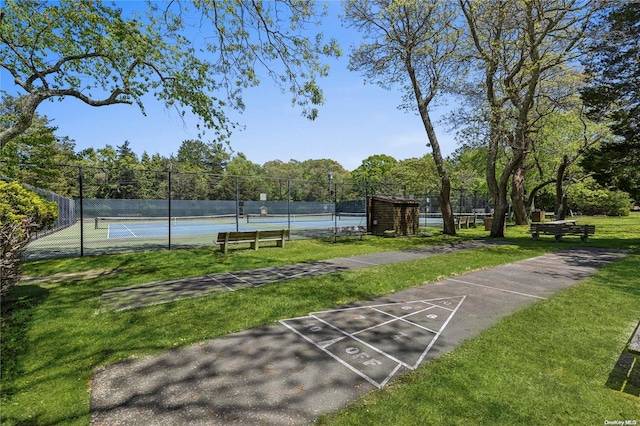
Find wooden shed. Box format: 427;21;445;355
367;196;420;236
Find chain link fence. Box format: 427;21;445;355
3;164;491;260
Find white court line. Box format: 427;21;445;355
362;305;440;335
310;297;459;315
279;320;384;389
121;224;137;238
224;272;253;286
413;295;466;368
518;259;595;274
349;305;439;336
380;363;404;388
340;258;379;266
209;274;237;292
311;315;415;370
273;268;320;282
282;296;468;388
446;278;546;300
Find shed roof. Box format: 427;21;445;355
369;196;420;205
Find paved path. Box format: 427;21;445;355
91;247;628;425
101;240;503;311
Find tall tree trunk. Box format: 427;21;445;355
555;155;570;219
488;137;524;237
422;113;456;235
406;60;456;235
511;160;528;225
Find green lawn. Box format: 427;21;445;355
2;214;639;425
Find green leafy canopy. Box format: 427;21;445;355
0;0;341;147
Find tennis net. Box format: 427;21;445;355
336;212;366;220
94;214;238;229
245;213;334;224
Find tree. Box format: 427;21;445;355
262;160;304;201
343;0;461;235
140;152;171;199
389;156;441;209
581;3;640;202
459;0;599;235
298;159;349;202
219;153;264;201
0;109;59;184
1;181;57;298
110;141;141;199
176;139;230;175
0;0;340;148
1;97;79;195
351;154;398;196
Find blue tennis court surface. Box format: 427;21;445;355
106;216;368;239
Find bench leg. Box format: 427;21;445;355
580;235;588;243
221;243;228;255
554;234;563;242
531;232;539;240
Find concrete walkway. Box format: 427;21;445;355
91;246;628;425
101;239;503;312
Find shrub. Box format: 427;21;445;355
568;180;632;216
0;181;57;298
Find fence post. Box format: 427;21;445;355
235;176;240;232
287;179;291;236
168;168;172;250
364;181;369;219
79;166;84;257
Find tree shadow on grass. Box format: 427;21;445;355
0;284;50;398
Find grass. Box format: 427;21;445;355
1;214;639;425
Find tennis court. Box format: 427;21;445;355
97;213;369;239
24;213;445;260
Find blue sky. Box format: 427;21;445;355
1;1;459;172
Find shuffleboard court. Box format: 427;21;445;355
281;296;466;388
91;247;628;425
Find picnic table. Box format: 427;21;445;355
547;219;577;225
529;220;594;242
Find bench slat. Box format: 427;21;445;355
215;229;288;254
529;223;595;242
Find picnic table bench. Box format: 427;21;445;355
455;215;476;229
529;221;595;242
330;225;367;241
215;229;288;254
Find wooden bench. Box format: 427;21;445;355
628;322;640;356
455;215;470;229
214;229;288;254
330;226;367;241
529;223;595;242
455;215;479;229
